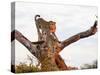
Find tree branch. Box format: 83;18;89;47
61;21;97;50
32;41;44;44
12;30;38;57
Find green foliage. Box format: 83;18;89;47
80;60;98;69
15;63;40;73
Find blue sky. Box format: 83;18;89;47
13;2;98;68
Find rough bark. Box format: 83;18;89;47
55;54;68;70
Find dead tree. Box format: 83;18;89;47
11;15;97;71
